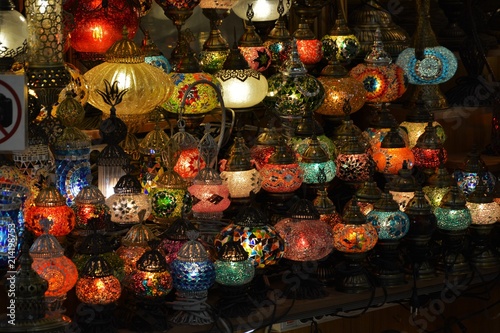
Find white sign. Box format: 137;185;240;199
0;73;27;151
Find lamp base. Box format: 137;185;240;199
168;292;213;325
282;260;328;300
74;303;117;333
405;84;449;110
372;240;407;287
216;284;255;318
124;297;171;332
436;229;471;277
335;253;373;294
404;236;437;280
468;224;500;271
0;313;71;333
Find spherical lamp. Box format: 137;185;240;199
372;126;414;178
0;0;28;70
73;185;110;232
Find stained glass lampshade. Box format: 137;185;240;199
435;186;472;232
75;255;122;305
399;104;446;148
214;206;285;269
264;39;325;122
334;130;373;185
188;167;231;220
84;31;173;133
159;216;197;264
385;162;419;211
105;166;152;225
0;0;28;70
343;181;382;216
73;185;109;231
298;136;336;185
142;31;172;74
453;149;496;197
25;186;76;237
372;127;414;177
291;116;336;163
215;241;255;286
466;182;500;226
411;122;447;175
30;219;78;311
250;127;283;170
423;163;455;208
333;198;378;293
64;0;140;60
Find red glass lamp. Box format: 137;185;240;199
30;219;78;312
159;216;197;264
64;0;140;64
24;185;76;237
250;127;283;170
411;122;447;176
333;198;378;293
334;128;373;186
170;122;205;182
73;185;110;232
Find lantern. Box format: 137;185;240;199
73;185;110;231
0;0;28;69
453;148;496;197
297;136;336;186
372;126;414;177
385;162;419;211
411;122;447;176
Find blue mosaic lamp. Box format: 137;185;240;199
366;192;410;286
169;230;216;325
453;148;496;197
395;0;458;110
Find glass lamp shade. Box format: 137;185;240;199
170;231;216;297
24;186;76;237
73;185;109;230
232;0;289;21
0;196;22;268
214;207;285;268
410;122;447;171
366;193;410;240
334;134;372;184
75;256;122;305
0;0;28;66
395;46;458;85
250;127;283;170
465;184;500;225
215;242;255;286
188;168;231;219
215;69;268;109
363;126;409;154
199;50;230;74
105;171;152;225
97;144;129;199
296;39;323;66
159;217;196;264
400;120;446;149
274;200;333;261
434;186;472;231
260;162;303;194
116;245;148;276
315;75;366;119
84;35;173;132
64;0;140;54
372;128;414;176
321;12;360;65
174;147;206;181
333;200;378;253
453;150;496;196
29;219;78;298
297;136;336;185
238;46;272;72
386;164;419;211
163;72;221;116
220;169;262;199
292;135;336;163
116;222;157;275
142;32;172;74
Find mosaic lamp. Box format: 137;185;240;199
275;199;333;299
250;127;284;170
333;198;378;293
64;0;140;65
169;230;216;325
422;159;455;208
372;126;414;179
434;185;472;276
297;135;336;188
232;0;289;22
142;31;172;74
395;0;458;110
105;164;152;225
385;162;419;211
453;148;496;197
159;216;197;264
214;241;256;317
73;185;110;232
465;180;500;269
343;181;382;216
411;122;447;177
262;0;293;74
24;185;76;237
404;190;438;279
366;192;410;286
30;219;78;313
399;103;446;149
291;114;336;163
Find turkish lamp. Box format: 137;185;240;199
237;3;272;72
0;0;28;70
434;185;472;275
264;38;325;122
321;2;360;67
297;136;336;185
315;53;366;120
465;180;500;269
291;113;336;160
116;213;158;276
188;123;230;219
411;122;447;176
84;29;173;133
170;121;205;181
453;148;496;197
232;0;289;21
73;185;110;232
75;255;122;305
169;230;216;325
142;31;172;74
0;195;22;269
344;181;382;216
366;192;410;286
385;162;419;211
64;0;140;65
334;129;373;185
333;198;378;293
262;0;293;73
159;216;197;264
260;138;303;200
214;41;268;109
214;206;285;269
313;188;343;229
363;103;407;153
220;136;262;201
423;163;454;208
404;190;438;279
25;185;76;237
291;0;325;67
349;28;408;108
105;164;152;225
125;240;173;300
332;117;370;156
395;0;458;110
53;92;92;205
372;126;415;177
30;218;78;312
399;103;446;148
250;127;284;170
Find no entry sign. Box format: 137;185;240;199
0;74;27;152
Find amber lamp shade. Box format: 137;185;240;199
24;186;76;237
116;221;157;276
73;185;109;231
75;255;122;305
372;127;414;176
64;0;140;55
